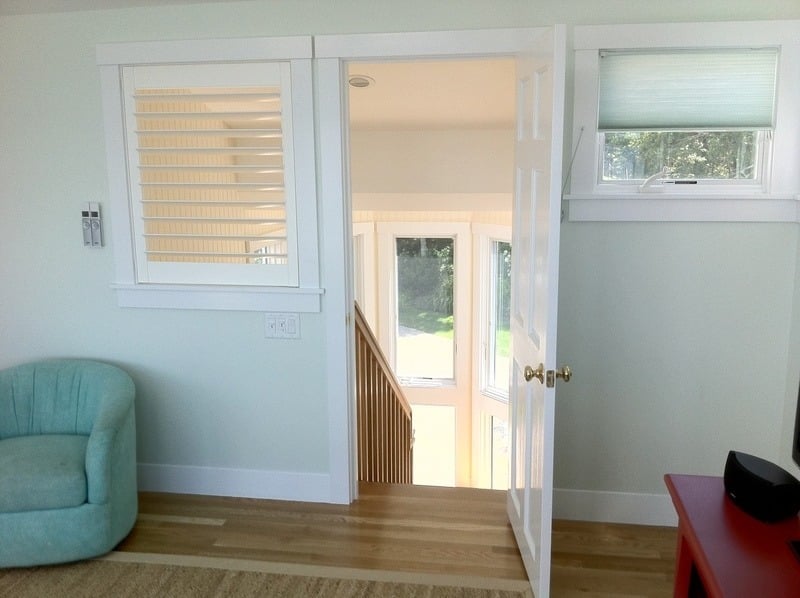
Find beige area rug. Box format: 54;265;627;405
0;551;533;597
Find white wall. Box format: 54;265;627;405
351;129;514;194
1;0;800;512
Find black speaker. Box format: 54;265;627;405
723;451;800;523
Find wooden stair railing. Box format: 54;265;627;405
354;302;413;484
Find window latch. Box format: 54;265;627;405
638;167;670;193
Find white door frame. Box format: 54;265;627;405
316;27;554;504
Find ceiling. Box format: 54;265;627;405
347;59;515;130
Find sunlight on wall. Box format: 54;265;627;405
412;404;456;486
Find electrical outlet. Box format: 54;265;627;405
265;313;300;339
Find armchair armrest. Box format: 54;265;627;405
85;380;136;505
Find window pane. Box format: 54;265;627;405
488;241;511;392
395;237;454;380
602;131;759;181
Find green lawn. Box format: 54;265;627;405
398;306;511;358
398;307;453;339
496;328;510;357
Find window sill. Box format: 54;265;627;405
111;283;323;312
563;194;800;223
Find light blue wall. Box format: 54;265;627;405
781;231;800;477
1;0;799;506
557;223;799;494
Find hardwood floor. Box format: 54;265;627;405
551;519;676;596
117;482;677;596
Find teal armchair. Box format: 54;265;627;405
0;359;137;567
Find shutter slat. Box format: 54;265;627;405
141;183;284;190
137;129;282;137
135;111;281;120
135;92;280;101
145;251;288;259
145;234;286;241
140;165;283;173
141;200;284;207
143;217;286;224
137;147;283;155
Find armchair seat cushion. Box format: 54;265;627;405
0;435;88;513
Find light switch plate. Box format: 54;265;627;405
265;313;300;339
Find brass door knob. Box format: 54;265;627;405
524;363;544;384
555;365;572;382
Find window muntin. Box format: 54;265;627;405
394;236;455;381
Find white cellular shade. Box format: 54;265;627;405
598;48;778;131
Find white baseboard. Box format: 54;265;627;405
137;463;332;503
554;487;678;527
137;465;679;526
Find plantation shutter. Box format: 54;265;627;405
598;48;779;131
122;62;298;286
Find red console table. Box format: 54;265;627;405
665;474;800;597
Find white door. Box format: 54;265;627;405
507;25;568;598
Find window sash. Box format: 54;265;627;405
598;48;779;131
394;236;456;382
599;130;766;183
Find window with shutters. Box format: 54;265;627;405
97;37;321;311
125;62;297;286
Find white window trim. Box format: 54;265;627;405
351;222;377;330
96;36;322;311
565;20;800;223
376;221;471;388
472;224;512;402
